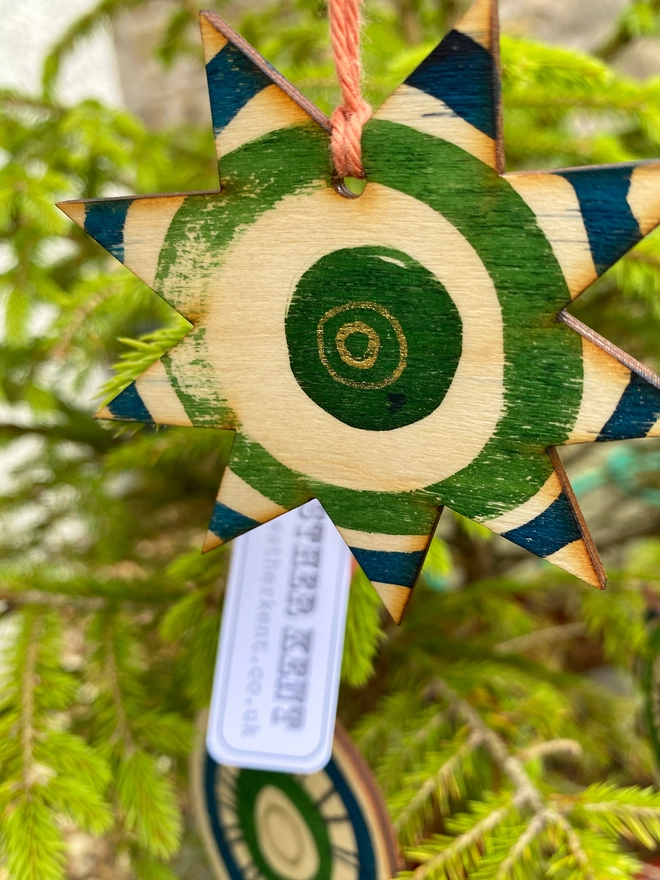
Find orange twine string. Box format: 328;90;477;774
329;0;371;179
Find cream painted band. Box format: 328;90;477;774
479;471;562;533
374;85;496;169
627;163;660;235
326;809;359;880
504;172;596;299
58;201;85;227
203;532;223;553
455;0;493;49
200;16;228;63
546;540;602;588
165;336;236;429
371;582;409;625
216;468;287;522
216;771;254;879
325;732;397;880
337;526;429;554
191;742;234;880
123;196;186;292
216;85;313;160
135;359;193;426
299;771;332;803
205;183;505;493
254;786;320;880
58;195;194;320
203;469;287;551
296;774;360;880
565;337;630;444
95;358;193;426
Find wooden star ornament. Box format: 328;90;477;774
59;0;660;623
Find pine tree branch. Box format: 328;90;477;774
495;809;550;880
626;252;660;269
421;679;602;879
410;797;520;880
21;610;43;790
413;709;452;748
494;623;586;655
506;93;659;112
496;807;597;880
42;0;148;94
181;0;201;18
550;810;598;880
594;0;660;62
428;679;545;812
51;286;122;360
518;739;583;762
0;88;62;114
1;590;106;611
393;730;484;834
584;802;660;819
104;620;135;752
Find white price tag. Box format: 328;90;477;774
207;500;352;774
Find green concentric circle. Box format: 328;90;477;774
198;727;396;880
285;246;462;430
236;770;332;880
156;123;583;521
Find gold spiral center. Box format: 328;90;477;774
335;321;380;369
317;301;408;390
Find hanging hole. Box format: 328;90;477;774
333;175;367;199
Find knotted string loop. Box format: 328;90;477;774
329;0;371;180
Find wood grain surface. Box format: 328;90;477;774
191;716;400;880
59;0;660;621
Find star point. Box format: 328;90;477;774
60;0;660;622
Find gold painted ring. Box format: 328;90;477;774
317;301;407;389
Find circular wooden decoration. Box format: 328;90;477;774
192;721;399;880
60;0;660;624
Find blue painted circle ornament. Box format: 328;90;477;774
192;722;399;880
60;0;660;624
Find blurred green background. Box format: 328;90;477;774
6;1;660;877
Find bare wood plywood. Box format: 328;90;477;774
59;0;660;620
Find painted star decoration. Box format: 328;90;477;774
60;0;660;623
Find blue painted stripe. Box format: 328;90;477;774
502;492;581;558
203;755;243;880
209;501;258;542
206;41;272;137
325;757;378;880
351;546;423;587
84;200;130;263
106;383;152;422
406;29;497;139
598;371;660;441
204;753;378;880
556;165;641;275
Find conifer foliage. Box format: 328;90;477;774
5;0;660;877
